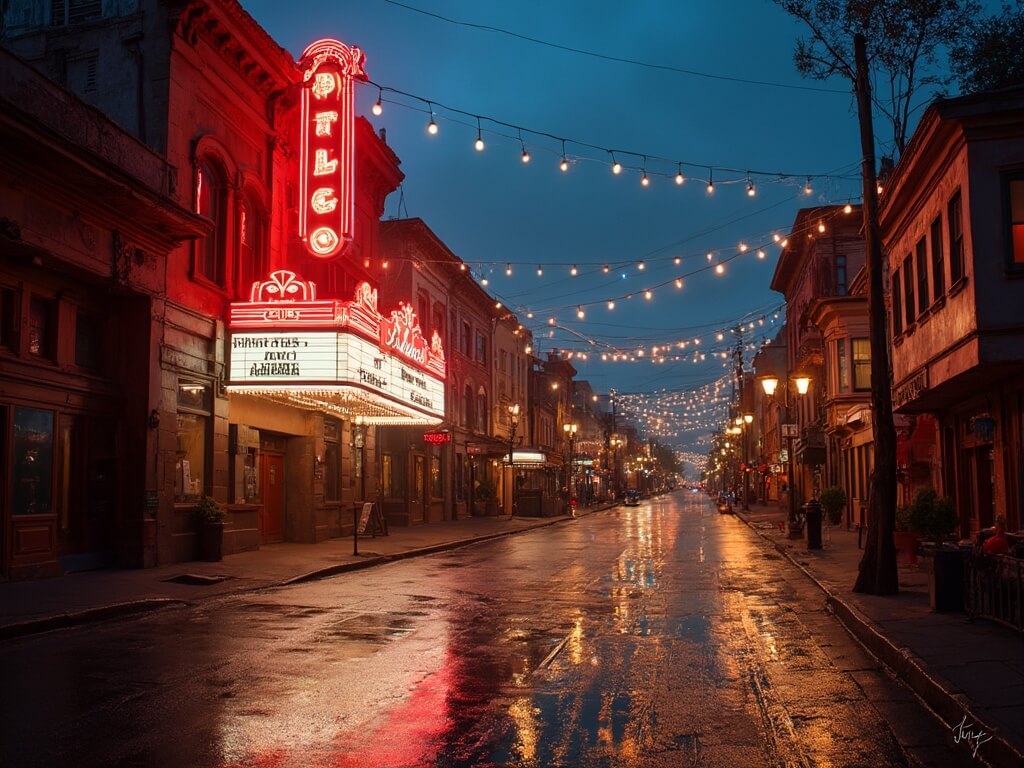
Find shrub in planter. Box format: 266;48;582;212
819;486;846;525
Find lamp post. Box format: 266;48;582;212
759;373;811;529
563;422;578;512
507;403;520;516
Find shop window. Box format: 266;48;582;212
915;237;929;317
74;310;102;370
237;193;266;298
902;254;915;327
28;296;55;359
930;215;944;300
175;380;211;502
382;453;393;497
892;268;903;336
1007;175;1024;267
324;418;340;502
836;338;849;393
12;407;54;515
948;189;964;283
0;286;15;350
195;160;227;286
852;338;871;391
431;452;442;498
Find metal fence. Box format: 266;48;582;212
965;553;1024;635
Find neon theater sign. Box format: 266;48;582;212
226;271;446;425
298;38;365;259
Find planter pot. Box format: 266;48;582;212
920;547;966;612
198;521;225;562
893;531;920;566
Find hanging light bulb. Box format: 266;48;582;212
505;263;512;276
610;151;622;175
536;265;543;276
426;103;438;135
843;202;853;214
715;263;725;275
675;163;685;186
372;87;384;116
570;265;578;276
577;306;585;319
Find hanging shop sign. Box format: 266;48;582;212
298;38;366;259
227;271;446;424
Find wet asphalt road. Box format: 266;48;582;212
2;492;962;767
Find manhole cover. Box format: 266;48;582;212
163;573;233;585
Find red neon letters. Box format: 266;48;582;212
298;39;366;259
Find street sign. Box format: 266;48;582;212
781;423;799;438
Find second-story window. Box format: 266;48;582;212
852;338;871;391
948;189;964;284
196;160;227;286
930;214;944;300
915;237;929;316
902;254;915;328
1007;176;1024;267
892;268;903;336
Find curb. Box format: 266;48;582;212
736;511;1024;768
0;598;189;641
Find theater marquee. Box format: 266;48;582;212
227;271;446;425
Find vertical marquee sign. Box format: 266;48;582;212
299;38;366;259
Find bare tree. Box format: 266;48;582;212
774;0;977;595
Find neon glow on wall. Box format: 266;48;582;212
298;39;366;259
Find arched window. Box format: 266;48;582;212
237;192;266;297
195;160;227;285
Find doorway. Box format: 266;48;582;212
260;452;284;543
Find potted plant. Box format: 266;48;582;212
819;486;847;526
893;504;919;565
193;495;226;562
475;480;499;516
906;488;962;611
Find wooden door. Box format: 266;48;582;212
260;453;284;543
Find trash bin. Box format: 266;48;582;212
804;499;823;550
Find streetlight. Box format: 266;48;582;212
507;403;520;516
563;422;578;512
759;373;812;531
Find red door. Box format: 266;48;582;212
260;453;284;543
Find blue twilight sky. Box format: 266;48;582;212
239;0;959;449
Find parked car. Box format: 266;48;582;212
624;490;640;507
716;495;733;514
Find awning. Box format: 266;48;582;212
227;385;442;426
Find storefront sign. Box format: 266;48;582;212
298;39;366;259
894;370;928;408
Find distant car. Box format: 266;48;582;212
716;495;733;514
623;490;640;506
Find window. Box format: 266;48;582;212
915;237;929;317
462;321;471;357
74;310;102;370
324;418;340;501
175;380;211;501
382;453;393;497
475;331;487;365
892;268;903;336
28;297;55;359
237;194;266;298
930;215;944;300
12;407;54;515
852;338;871;391
1008;176;1024;266
902;255;915;328
836;338;849;393
195;161;227;285
836;255;847;296
948;189;964;284
0;286;16;350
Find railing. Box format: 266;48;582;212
965;553;1024;635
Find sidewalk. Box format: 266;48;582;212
0;507;611;640
736;501;1024;768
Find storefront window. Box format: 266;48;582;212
13;407;54;515
175;380;211;502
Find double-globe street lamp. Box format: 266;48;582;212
759;373;811;529
507;403;520;516
563;422;578;512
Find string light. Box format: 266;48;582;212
474;117;484;151
426;102;439;135
372;87;384;116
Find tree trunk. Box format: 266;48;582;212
852;33;899;595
